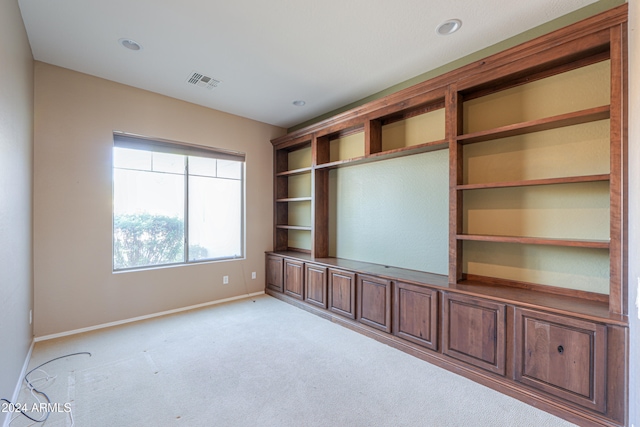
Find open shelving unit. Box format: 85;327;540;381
268;6;629;427
274;138;313;253
451;57;616;301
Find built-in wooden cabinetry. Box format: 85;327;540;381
357;275;392;333
442;292;507;376
393;282;438;351
275;142;313;252
283;259;304;300
514;308;608;413
265;255;283;292
267;5;629;427
304;263;327;309
328;269;356;319
266;253;628;426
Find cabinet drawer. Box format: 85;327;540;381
515;308;606;413
284;259;304;300
357;275;391;333
305;263;328;309
266;255;283;292
443;293;506;375
393;282;438;351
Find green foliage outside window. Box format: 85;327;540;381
113;213;207;269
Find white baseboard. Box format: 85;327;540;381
2;339;35;427
34;291;265;343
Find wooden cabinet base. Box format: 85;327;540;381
357;275;391;333
284;259;304;300
394;282;439;351
328;269;357;319
515;308;607;413
305;263;328;308
266;255;283;292
265;251;628;427
443;292;506;376
266;288;626;427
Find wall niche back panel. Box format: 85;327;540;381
328;150;448;274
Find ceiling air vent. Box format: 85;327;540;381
186;71;221;90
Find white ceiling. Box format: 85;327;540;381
18;0;598;129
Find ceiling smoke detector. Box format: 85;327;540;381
186;71;221;90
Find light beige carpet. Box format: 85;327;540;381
9;295;576;426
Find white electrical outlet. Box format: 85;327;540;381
251;272;256;279
223;275;229;285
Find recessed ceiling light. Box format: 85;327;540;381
436;19;462;36
292;100;306;107
118;38;142;51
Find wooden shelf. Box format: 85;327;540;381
315;155;367;170
457;105;610;145
275;167;312;177
315;139;448;170
457;174;610;190
276;197;312;203
276;225;312;231
457;234;610;249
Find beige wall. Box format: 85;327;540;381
33;62;284;337
0;0;34;413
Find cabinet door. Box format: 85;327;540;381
394;282;438;351
515;308;606;413
443;293;506;376
328;269;356;319
284;259;304;300
357;275;391;333
266;255;284;292
305;263;328;309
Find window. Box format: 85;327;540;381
112;133;245;270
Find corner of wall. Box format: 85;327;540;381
0;0;34;422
